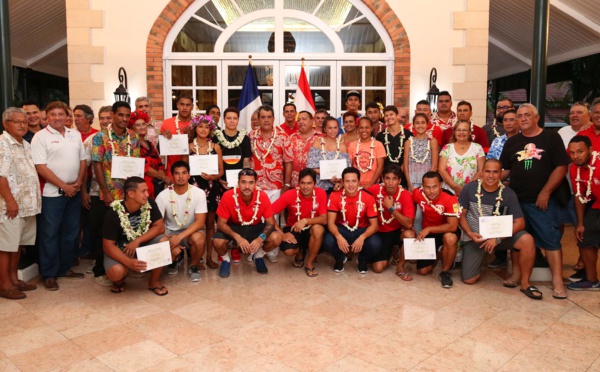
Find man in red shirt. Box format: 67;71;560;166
279;103;298;135
323;167;380;274
412;171;461;288
367;164;415;277
160;93;194;178
440;101;489;149
430;91;456;131
213;168;282;277
272;168;327;277
405;100;443;144
578;98;600;151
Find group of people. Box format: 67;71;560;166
1;89;598;301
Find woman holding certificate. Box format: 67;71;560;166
306;116;350;193
185;115;223;269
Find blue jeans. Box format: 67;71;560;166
39;194;82;278
323;225;381;263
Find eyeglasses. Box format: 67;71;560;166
6;120;28;125
496;105;512;110
239;169;257;177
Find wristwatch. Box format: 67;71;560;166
388;206;396;214
259;233;267;241
495;238;502;245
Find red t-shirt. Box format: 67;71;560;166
80;128;98;142
578;126;600;152
367;184;415;232
160;116;191;177
412;188;460;228
279;122;298;136
271;187;328;227
327;189;378;228
441;123;490;150
217;188;273;225
404;123;443;146
569;155;600;210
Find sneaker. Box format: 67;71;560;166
567;280;600;291
246;253;254;262
439;271;453;288
254;257;269;274
568;268;587;283
188;266;201;282
334;257;345;273
231;249;242;263
166;253;184;275
219;261;231;278
357;260;367;274
488;257;507;269
94;275;113;287
266;248;279;263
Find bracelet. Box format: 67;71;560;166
259;233;267;241
284;183;291;187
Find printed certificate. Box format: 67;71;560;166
479;215;513;239
111;156;145;179
319;159;347;180
403;238;437;260
189;154;219;175
159;134;189;155
136;241;172;272
225;169;242;188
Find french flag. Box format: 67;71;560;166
295;65;316;114
238;63;262;132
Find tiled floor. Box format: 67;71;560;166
1;229;600;371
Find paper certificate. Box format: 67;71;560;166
479;215;513;239
225;169;242;188
189;154;219;175
403;238;437;260
159;134;189;156
319;159;347;180
136;241;172;272
111;156;145;179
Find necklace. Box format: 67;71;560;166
233;187;261;226
491;120;500;138
340;189;363;232
575;151;598;204
111;201;151;242
193;138;213;154
410;137;430;164
174;115;188;134
355;137;375;173
215;129;246;149
475;179;505;216
376;184;402;225
108;128;131;157
169;185;193;228
295;188;317;231
383;128;405;163
321;136;341;160
420;188;444;215
252;127;278;162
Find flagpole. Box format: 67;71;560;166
249;55;252;66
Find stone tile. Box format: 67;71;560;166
323;355;388;372
11;340;92;372
72;325;146;356
434;337;517;371
182;339;265;370
53;312;122;339
96;340;177;371
268;339;347;371
0;312;47;338
196;308;266;337
0;325;67;357
352;336;433;371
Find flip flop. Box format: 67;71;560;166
305;266;318;277
148;286;168;296
552;289;567;300
520;286;543;300
111;282;126;294
395;272;413;281
293;257;305;268
503;280;520;288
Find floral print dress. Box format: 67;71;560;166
440;142;485;193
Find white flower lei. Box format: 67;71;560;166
575;151;598;204
475;179;504;217
111;201;152;242
215;129;246;149
410;137;431;164
174;115;185;134
169;185;193;228
420;188;444;215
252;127;278;162
340;189;363;232
233;187;261;226
321;136;341;160
295;188;317;231
377;184;402;225
383;128;405;163
355;137;375;173
193;138;213;154
108;128;131;157
491;120;500;138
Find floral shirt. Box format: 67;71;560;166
486;134;508;160
83;133;100;197
440;142;485;192
431;111;456;131
249;128;293;190
0;133;41;221
306;146;350;191
289;130;322;188
91;129;141;201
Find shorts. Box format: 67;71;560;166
104;234;167;272
0;216;36;252
416;230;460;269
578;208;600;249
461;230;528;281
213;223;266;243
556;197;576;225
280;226;311;251
521;200;562;251
165;227;206;250
371;229;402;262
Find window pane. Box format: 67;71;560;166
341;66;362;87
315;0;353;27
228;89;273;108
286;89;331;111
172;18;221;53
284;65;331;87
228;65;274;86
365;90;386;105
195;66;217;86
283;18;334;53
196;90;217;112
365;66;386;87
339;19;386;53
284;0;321;11
171;89;193;112
236;0;274;13
224;18;274;53
340;89;362;110
172;66;192;86
196;1;230;27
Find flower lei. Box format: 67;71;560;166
252;127;278;162
233;187;261;226
383;128;405;163
410;137;431;164
295;188;317;231
215;129;246;149
377;184;402;225
193;138;213;154
491;120;500;138
169;185;193;228
475;179;505;216
190;114;217;131
575;151;598;204
420;188;444;215
111;201;151;242
355;137;375;173
321;136;341;160
340;189;363;232
108;128;131;157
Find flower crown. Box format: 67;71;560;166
190;114;217;131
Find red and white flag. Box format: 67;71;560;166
294;65;316;114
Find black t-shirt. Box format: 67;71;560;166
375;128;413;167
212;130;252;182
102;198;163;249
500;130;570;203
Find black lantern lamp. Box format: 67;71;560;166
113;67;130;103
427;67;439;112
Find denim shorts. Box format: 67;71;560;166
520;199;562;251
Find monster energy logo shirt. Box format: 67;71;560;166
500;130;570;203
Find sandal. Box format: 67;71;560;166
520;286;543;300
552;289;567;300
293;257;305;268
149;286;168;296
395;272;413;281
305;266;318;277
206;260;218;269
503;280;520;288
111;282;126;294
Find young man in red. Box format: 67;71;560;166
412;171;461;288
160;93;194;178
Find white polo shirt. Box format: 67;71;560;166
31;126;86;197
155;185;208;231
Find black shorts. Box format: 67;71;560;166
280;226;311;251
371;229;402;263
578;208;600;249
416;230;460;270
213;223;265;243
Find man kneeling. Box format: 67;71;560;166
213;168;282;277
102;177;169;295
458;159;540;299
